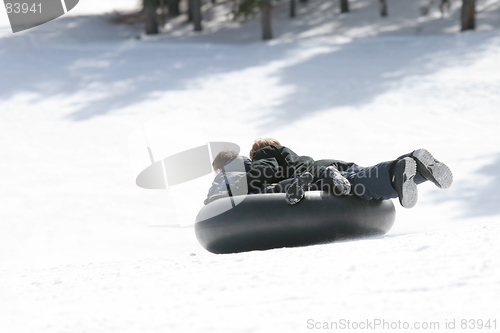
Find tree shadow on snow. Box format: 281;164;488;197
255;31;500;130
432;152;500;218
0;14;302;121
0;10;499;126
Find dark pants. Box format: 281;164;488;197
265;153;427;201
342;161;426;201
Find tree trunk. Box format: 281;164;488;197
158;0;167;26
340;0;349;13
188;0;193;22
261;0;273;40
168;0;180;17
380;0;388;17
192;0;202;31
290;0;296;18
461;0;475;31
299;0;307;3
144;1;159;34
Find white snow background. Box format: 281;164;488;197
1;0;499;332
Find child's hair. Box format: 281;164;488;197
212;151;239;171
249;138;281;159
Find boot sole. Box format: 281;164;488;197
396;157;418;209
412;149;453;189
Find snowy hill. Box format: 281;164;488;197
1;0;499;332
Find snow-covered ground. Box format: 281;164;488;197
1;0;499;332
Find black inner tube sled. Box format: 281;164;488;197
195;191;395;254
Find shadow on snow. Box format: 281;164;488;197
0;12;499;128
433;152;500;218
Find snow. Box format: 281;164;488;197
1;0;500;332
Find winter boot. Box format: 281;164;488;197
412;149;453;189
392;157;418;208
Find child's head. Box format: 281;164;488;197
212;150;239;172
249;138;281;159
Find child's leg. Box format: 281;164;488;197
344;161;399;201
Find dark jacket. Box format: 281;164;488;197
205;155;251;204
243;145;354;193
